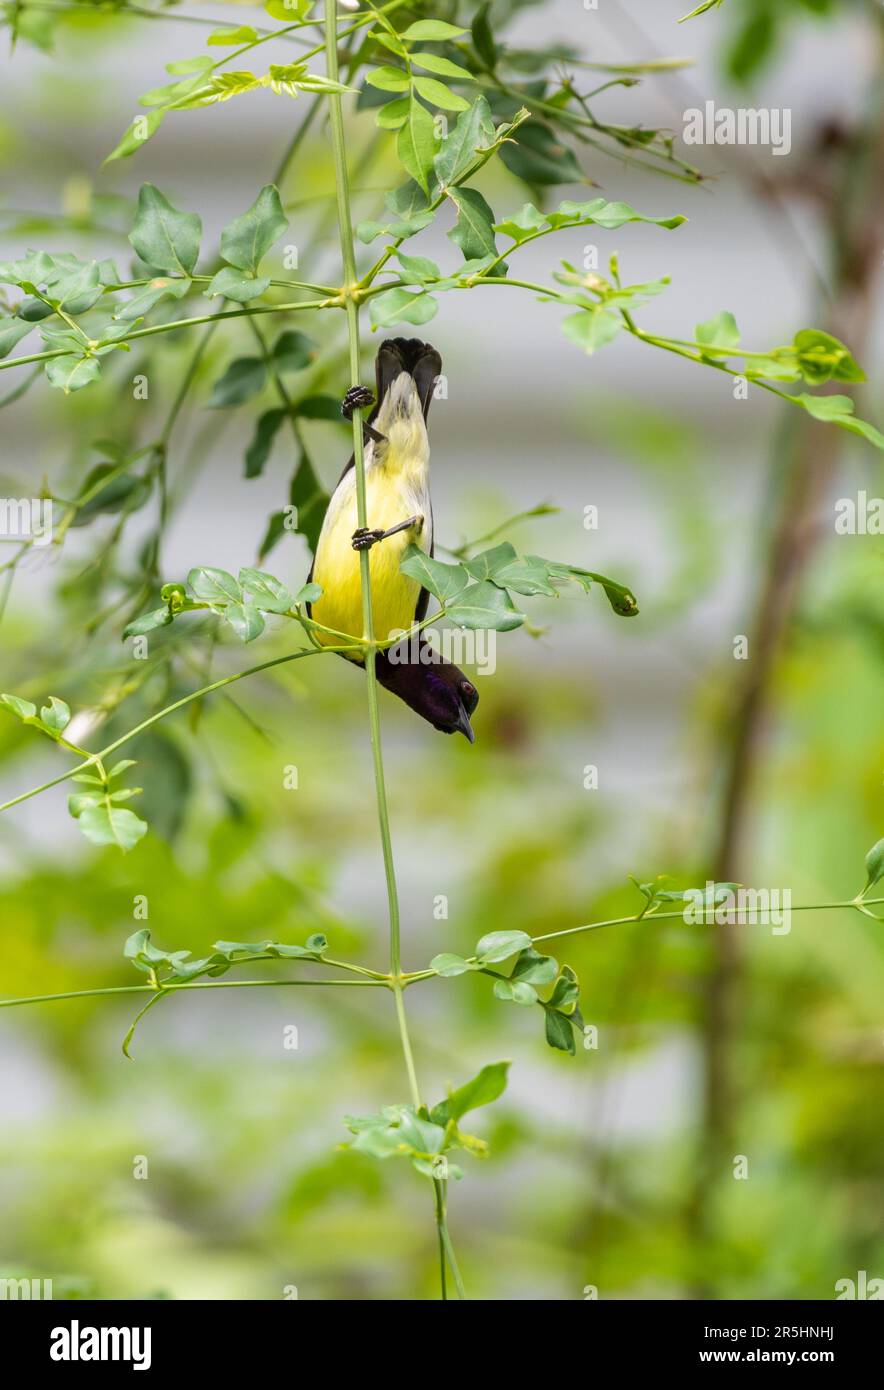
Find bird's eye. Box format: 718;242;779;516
461;681;475;698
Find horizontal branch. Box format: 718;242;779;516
0;976;389;1011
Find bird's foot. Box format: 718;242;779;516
352;527;386;551
341;385;375;420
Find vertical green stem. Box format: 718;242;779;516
323;0;465;1301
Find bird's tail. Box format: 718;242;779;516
373;338;441;424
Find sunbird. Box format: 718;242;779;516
308;338;479;741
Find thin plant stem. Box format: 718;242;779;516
323;0;465;1301
0;977;387;1010
0;645;356;815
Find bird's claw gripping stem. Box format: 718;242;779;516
342;385;386;444
352;527;386;551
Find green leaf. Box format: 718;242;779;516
220;184;288;275
500;121;583;187
510;946;559;985
113;276;190;321
429;952;475;977
494;978;538;1005
793;329;864;385
471;4;497;69
40;696;71;735
413;76;470;111
271;330;314;372
462;542;517;581
0;693;38;722
446;580;526;631
286;448;330;555
434;96;495;187
104;109;166;164
369;286;438;329
544;1009;576;1054
400;544;469;602
395;250;441;283
548;964;580;1013
238;567;293;613
696;310;741;350
78;803;148;851
411;53;473;81
475;929;532;964
366;65;410;92
447;186;498;261
397;96;438;195
795;393;884;451
863;837;884;892
356;209;435;243
402;20;467;40
207;356;266;407
0;316;33;358
430;1061;510;1125
188;566;241;604
206;267;270;302
494;202;547;244
207;24;258;45
562;309;622;354
44;355;102;394
222;602;265;643
129;184;202;276
376;97;411;130
245;408;286;479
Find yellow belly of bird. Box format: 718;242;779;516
310;471;425;654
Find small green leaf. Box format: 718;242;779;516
411;53;473;81
429;952;475;977
863;837;884;893
544;1009;576;1054
207;356;266;407
129;184;202;276
400;545;469;602
188;566;241;603
78;804;148;851
475;929;532;963
562;309;622;355
376;97;411;129
471;4;497;69
446;580;526;632
696;310;740;350
494;978;539;1006
434;97;495;187
104;109;166;164
207;24;258;45
122;607;173;639
397;95;438;195
795;394;884;451
366;65;410;92
401;20;467;40
205;268;270;302
220;184;288;274
238;567;293;613
222;602;265;642
44;355;102;394
413;76;470;112
447;186;498;261
369;286;438;329
40;696;71;735
510;946;559;985
245;408;286;479
0;693;38;722
0;316;33;358
430;1061;510;1125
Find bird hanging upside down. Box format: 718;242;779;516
308;338;479;741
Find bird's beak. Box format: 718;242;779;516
454;704;475;742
